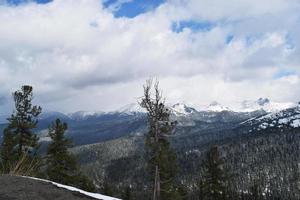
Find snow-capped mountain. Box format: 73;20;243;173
170;103;197;116
39;111;69;120
68;111;105;120
241;103;300;131
205;101;231;112
114;103;146;114
237;98;295;113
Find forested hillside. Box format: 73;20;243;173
71;104;300;199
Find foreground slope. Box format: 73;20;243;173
0;175;119;200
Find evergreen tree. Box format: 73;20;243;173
249;179;264;200
0;128;17;172
139;79;178;200
101;180;115;196
0;85;41;173
176;184;189;200
121;185;132;200
46;118;95;192
199;146;229;200
10;85;41;155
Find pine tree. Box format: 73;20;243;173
121;185;132;200
46;119;95;192
139;79;178;200
11;85;41;155
199;146;229;200
249;180;264;200
176;184;189;200
0;85;41;173
102;180;114;196
0;128;17;172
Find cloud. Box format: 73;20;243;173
0;96;6;105
103;0;133;12
164;0;300;21
0;0;299;114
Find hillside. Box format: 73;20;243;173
70;104;300;199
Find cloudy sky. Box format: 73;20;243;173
0;0;300;114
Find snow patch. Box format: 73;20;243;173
242;105;300;130
291;119;300;128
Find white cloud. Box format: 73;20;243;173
165;0;300;21
0;0;299;114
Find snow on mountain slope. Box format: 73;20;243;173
205;101;231;112
68;111;105;120
2;98;293;125
23;176;121;200
241;104;300;131
115;102;146;114
171;103;197;116
237;98;295;113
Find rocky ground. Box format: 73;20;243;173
0;175;99;200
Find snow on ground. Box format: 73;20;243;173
240;104;300;131
22;176;121;200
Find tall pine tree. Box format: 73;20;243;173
199;146;229;200
0;85;41;173
46;118;95;192
0;128;17;172
139;79;178;200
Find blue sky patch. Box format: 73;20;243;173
104;0;165;18
285;34;295;50
5;0;52;5
226;35;234;44
273;70;296;79
172;20;215;33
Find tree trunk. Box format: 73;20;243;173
157;166;160;200
153;166;157;200
153;165;160;200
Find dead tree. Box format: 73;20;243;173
140;79;177;200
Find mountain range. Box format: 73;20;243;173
1;98;300;198
0;98;298;146
65;98;300;197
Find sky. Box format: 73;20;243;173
0;0;300;114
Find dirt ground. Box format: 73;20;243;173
0;175;99;200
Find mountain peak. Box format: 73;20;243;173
115;103;146;114
68;111;104;120
171;103;197;115
239;98;295;113
206;101;231;112
257;98;270;106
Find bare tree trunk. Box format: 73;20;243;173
153;165;161;200
154;99;160;200
157;166;161;200
153;165;157;200
141;79;175;200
